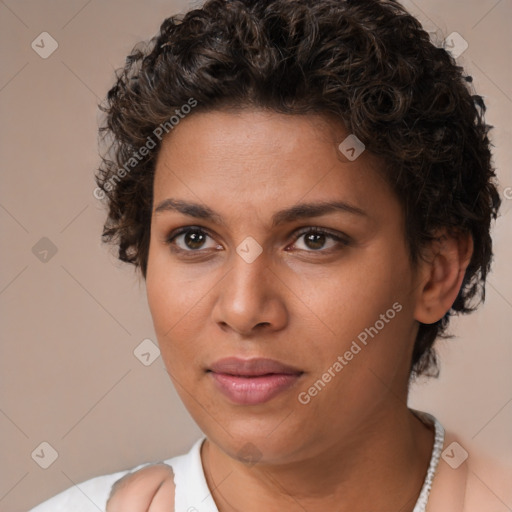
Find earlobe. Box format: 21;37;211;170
414;230;473;325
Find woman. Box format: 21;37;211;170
30;0;511;510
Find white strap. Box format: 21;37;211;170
169;437;219;512
412;412;445;512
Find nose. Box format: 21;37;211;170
211;248;289;338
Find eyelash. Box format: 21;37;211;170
164;226;351;256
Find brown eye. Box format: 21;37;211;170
181;229;208;250
166;227;219;252
290;228;350;253
303;232;328;250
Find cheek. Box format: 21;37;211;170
294;251;415;397
145;251;217;373
146;252;188;357
297;258;409;351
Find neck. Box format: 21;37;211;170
202;405;434;512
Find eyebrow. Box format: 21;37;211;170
154;198;367;227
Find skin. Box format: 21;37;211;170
106;464;175;512
107;109;473;512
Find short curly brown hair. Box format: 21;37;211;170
96;0;501;377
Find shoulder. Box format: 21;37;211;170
428;427;512;512
27;467;133;512
28;461;175;512
463;450;512;511
29;438;205;512
106;463;175;511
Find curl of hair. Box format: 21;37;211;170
96;0;501;377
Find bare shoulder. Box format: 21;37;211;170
430;427;512;512
464;453;512;511
106;462;175;512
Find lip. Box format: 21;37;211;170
207;357;303;405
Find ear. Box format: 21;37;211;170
414;229;474;324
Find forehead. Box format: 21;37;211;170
152;109;397;225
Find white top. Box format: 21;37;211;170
29;413;444;512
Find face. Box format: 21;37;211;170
146;109;423;464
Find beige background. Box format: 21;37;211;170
0;1;511;511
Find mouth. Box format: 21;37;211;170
207;357;304;405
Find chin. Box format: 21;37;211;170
199;413;314;465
